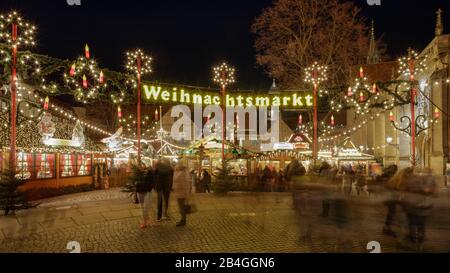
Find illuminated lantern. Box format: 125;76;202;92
117;106;122;118
389;111;395;122
330;115;335;126
434;108;440;119
347;87;353;97
298;114;303;126
82;74;88;89
44;96;49;110
70;63;76;77
99;71;105;84
359;67;364;78
359;92;365;102
85;44;90;59
372;83;378;94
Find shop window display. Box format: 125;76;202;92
35;153;56;179
15;152;33;180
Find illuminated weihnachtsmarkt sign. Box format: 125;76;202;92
143;85;313;108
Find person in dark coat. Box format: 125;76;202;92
154;159;174;221
135;166;155;229
200;170;212;193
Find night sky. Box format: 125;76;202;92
0;0;449;90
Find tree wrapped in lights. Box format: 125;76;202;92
304;62;327;161
125;49;152;165
64;45;107;104
213;62;236;162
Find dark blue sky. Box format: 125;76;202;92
0;0;449;90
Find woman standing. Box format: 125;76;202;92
172;161;192;227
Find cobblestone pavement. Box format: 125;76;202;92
1;190;450;253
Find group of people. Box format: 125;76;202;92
256;165;290;192
134;158;192;229
286;157;438;251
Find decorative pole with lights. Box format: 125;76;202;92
0;11;36;172
304;62;327;163
213;62;236;162
126;49;152;166
390;49;438;166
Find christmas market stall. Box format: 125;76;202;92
0;94;108;197
330;138;377;175
183;135;258;190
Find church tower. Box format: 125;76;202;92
367;20;381;64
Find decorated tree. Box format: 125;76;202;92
0;171;36;215
212;161;236;195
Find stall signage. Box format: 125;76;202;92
273;142;294;150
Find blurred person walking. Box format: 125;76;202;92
401;168;437;251
379;165;401;237
136;166;155;229
154;158;174;221
173;161;192;227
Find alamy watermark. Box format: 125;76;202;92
367;0;381;6
67;0;81;6
170;105;280;151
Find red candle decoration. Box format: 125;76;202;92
70;63;76;77
359;92;365;102
389;111;395;122
117;106;122;119
372;83;378;94
359;67;364;78
99;71;104;84
207;114;211;125
434;108;440;119
155;109;159;121
330;115;335;126
347;87;353;97
85;44;90;59
44;96;49;110
82;74;88;89
298;114;303;126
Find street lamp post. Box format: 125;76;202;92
213;62;235;163
0;12;36;172
304;62;328;163
391;49;438;166
126;49;152;166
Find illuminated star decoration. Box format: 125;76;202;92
126;49;152;77
303;62;328;87
213;62;236;88
398;49;427;81
64;44;107;104
124;49;152;105
0;11;36;48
